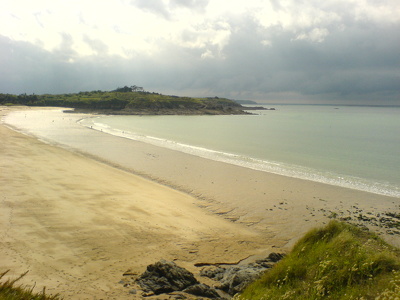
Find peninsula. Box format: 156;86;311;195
0;86;250;115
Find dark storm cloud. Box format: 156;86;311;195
173;16;400;104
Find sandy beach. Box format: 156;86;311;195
1;106;399;299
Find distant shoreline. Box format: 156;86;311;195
67;106;253;115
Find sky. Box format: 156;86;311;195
1;0;399;104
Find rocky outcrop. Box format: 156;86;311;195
200;253;285;296
137;260;198;294
136;260;220;298
130;254;285;298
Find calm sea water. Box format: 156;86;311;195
80;105;400;197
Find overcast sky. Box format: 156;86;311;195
1;0;399;104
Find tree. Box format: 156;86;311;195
131;85;144;92
113;85;144;92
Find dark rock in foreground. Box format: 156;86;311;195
263;252;284;262
136;260;220;298
218;266;261;295
134;254;284;298
137;260;198;294
183;283;220;298
199;266;227;281
200;253;285;296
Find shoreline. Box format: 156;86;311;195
1;106;400;298
80;114;398;198
4;107;400;242
4;108;400;242
8;107;399;197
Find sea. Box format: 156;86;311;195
78;104;400;198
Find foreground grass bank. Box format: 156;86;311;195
0;271;61;300
237;221;400;299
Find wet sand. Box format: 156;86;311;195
1;106;399;299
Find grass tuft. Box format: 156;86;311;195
236;221;400;299
0;270;62;300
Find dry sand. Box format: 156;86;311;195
1;106;399;299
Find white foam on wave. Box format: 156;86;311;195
79;117;400;198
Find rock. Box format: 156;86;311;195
217;266;265;295
183;283;220;298
254;261;275;268
200;253;285;296
254;252;285;266
128;289;137;294
199;266;226;281
169;292;188;299
136;260;199;295
266;252;285;262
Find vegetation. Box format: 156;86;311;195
0;86;244;114
0;270;61;300
3;222;399;299
237;221;400;300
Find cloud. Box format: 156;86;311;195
170;0;209;12
294;28;330;43
155;15;400;103
131;0;171;19
52;33;77;62
0;0;399;105
83;35;109;55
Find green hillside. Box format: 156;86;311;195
0;86;245;115
237;221;400;300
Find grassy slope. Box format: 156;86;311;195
237;221;400;300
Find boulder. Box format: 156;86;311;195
137;260;199;295
183;283;220;298
199;266;226;281
217;265;266;295
200;253;285;296
266;252;285;262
